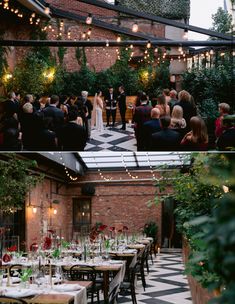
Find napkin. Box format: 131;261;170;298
53;284;81;292
2;277;21;284
4;289;37;298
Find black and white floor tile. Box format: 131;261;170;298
120;253;192;304
85;123;137;152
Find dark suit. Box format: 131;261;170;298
42;105;64;135
105;92;117;126
5;99;20;117
117;92;126;130
133;104;152;150
217;128;235;151
143;119;161;150
151;129;181;151
59;122;87;151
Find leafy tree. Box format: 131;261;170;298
210;7;233;34
0;31;9;87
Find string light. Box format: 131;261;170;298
121;154;138;180
93;156;112;181
147;41;151;49
132;22;139;33
117;35;121;42
183;29;188;40
86;13;92;25
106;40;109;47
146;153;156;179
59;153;78;181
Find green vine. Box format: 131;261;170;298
0;155;42;212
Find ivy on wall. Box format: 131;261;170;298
119;0;190;19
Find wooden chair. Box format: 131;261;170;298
69;265;102;304
120;262;138;304
0;296;27;304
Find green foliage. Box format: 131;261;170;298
198;98;219;120
0;31;9;82
57;46;67;66
143;222;158;241
182;63;234;112
0;155;41;212
210;7;233;34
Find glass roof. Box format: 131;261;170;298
78;152;191;170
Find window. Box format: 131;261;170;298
73;198;91;234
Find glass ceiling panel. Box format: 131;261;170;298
78;152;191;170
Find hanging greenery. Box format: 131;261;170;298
0;155;42;212
0;30;9;87
119;0;190;19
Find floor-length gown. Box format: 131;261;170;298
95;98;104;132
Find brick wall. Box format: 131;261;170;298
25;170;163;248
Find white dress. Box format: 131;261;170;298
96;101;104;132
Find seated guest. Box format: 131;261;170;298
217;115;235;151
143;108;161;150
155;95;170;117
181;116;208;151
170;105;187;139
20;102;37;150
215;103;230;138
1;117;22;151
133;92;152;151
174;90;197;131
163;89;171;104
59;109;87;151
169;90;178;113
151;116;181;151
36;117;58;151
42;95;64;135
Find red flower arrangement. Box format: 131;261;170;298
98;225;107;232
123;226;129;231
2;253;11;263
7;245;17;252
30;242;39;252
43;236;52;250
109;226;115;232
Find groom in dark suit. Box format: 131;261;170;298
117;85;126;130
104;86;117;127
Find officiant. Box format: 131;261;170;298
104;86;117;127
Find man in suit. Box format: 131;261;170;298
42;95;64;136
133;93;152;150
151;116;181;151
143;108;161;150
117;85;126;130
59;109;87;151
105;86;117;127
5;91;20;118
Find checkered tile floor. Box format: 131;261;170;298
90;253;192;304
85;123;137;151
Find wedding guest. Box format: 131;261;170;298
143;108;161;150
156;95;170;117
151;116;181;151
215;103;230;138
217;115;235;151
181;116;208;151
169;90;178;113
81;91;93;139
163;89;171;104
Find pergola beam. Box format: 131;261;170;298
78;0;234;41
0;39;233;47
51;6;168;41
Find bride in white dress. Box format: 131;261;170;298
91;90;104;132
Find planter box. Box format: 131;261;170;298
183;239;216;304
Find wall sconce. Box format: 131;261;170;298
32;207;37;214
53;208;58;215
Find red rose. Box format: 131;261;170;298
109;226;115;231
98;225;107;232
43;237;52;250
3;253;11;263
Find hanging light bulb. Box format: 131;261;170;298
86;13;93;25
87;28;92;36
178;46;183;53
147;40;151;49
117;35;121;42
82;32;86;39
44;5;50;15
106;39;109;47
210;49;214;55
132;23;139;33
183;29;188;40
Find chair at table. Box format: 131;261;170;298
109;284;120;304
136;248;146;291
120;262;138;304
9;264;23;277
69;264;102;304
0;296;27;304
